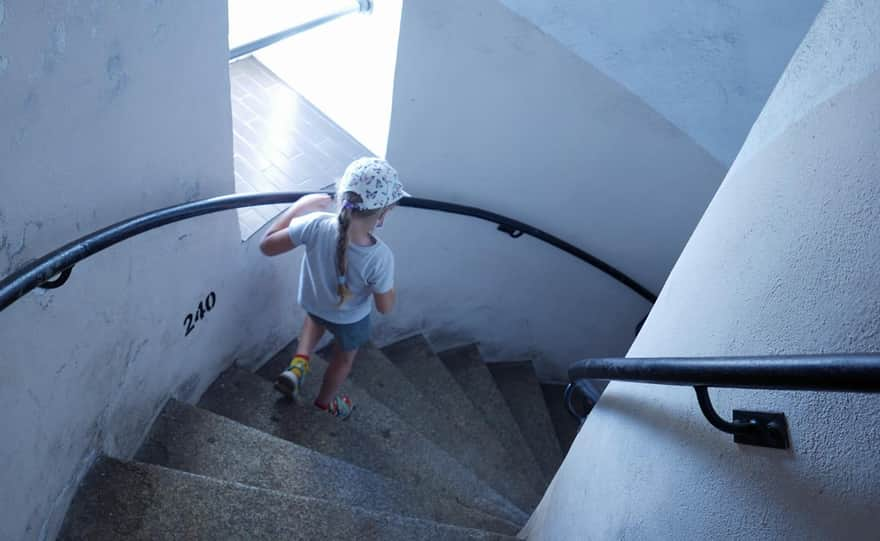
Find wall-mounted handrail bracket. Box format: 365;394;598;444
694;386;789;449
38;266;74;290
497;224;523;238
732;410;790;450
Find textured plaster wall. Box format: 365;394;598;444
525;1;880;538
379;0;724;378
0;2;304;539
736;0;880;166
498;0;824;166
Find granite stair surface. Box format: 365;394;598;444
267;341;542;510
59;333;573;539
136;399;518;534
381;336;542;508
59;458;515;541
487;361;565;480
438;344;550;489
198;364;527;525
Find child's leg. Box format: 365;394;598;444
295;314;326;357
275;315;325;398
315;342;358;408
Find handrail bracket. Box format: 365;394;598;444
38;266;74;290
497;224;523;238
694;386;790;449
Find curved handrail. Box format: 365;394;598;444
402;198;657;303
0;192;656;312
563;380;600;423
567;353;880;449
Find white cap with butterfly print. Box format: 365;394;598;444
338;157;410;210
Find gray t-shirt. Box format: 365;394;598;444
288;212;394;324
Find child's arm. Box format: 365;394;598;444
259;193;333;256
371;251;396;313
373;289;396;314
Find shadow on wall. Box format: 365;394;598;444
495;0;826;166
589;386;867;540
386;0;727;299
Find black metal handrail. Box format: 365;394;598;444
229;1;371;61
566;354;880;449
0;191;656;312
568;355;880;391
403;197;656;303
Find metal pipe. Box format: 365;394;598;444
402;197;657;303
694;386;754;434
229;4;364;61
0;192;655;312
569;355;880;392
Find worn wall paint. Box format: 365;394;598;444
498;0;823;166
525;2;880;538
0;2;305;539
380;0;724;378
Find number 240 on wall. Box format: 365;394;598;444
184;292;216;336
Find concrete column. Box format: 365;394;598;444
526;1;880;538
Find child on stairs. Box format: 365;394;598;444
259;157;408;420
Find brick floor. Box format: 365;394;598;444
230;57;371;240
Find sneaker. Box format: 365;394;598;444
274;370;300;399
317;395;354;420
274;356;309;400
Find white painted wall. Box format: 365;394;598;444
370;209;650;381
498;0;824;166
736;0;880;167
253;0;402;158
525;1;880;538
377;0;724;378
0;3;306;539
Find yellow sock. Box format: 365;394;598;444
288;354;310;379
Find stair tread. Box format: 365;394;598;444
380;336;542;509
540;383;581;454
438;344;549;490
259;341;541;511
58;458;516;541
487;361;564;480
136;399;518;535
198;363;528;525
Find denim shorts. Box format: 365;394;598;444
308;313;371;352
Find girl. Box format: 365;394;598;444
259;157;408;420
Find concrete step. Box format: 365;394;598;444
437;344;548;492
540;383;581;454
198;364;528;526
487;361;564;480
380;336;542;511
58;458;517;540
259;341;541;511
136;399;519;535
